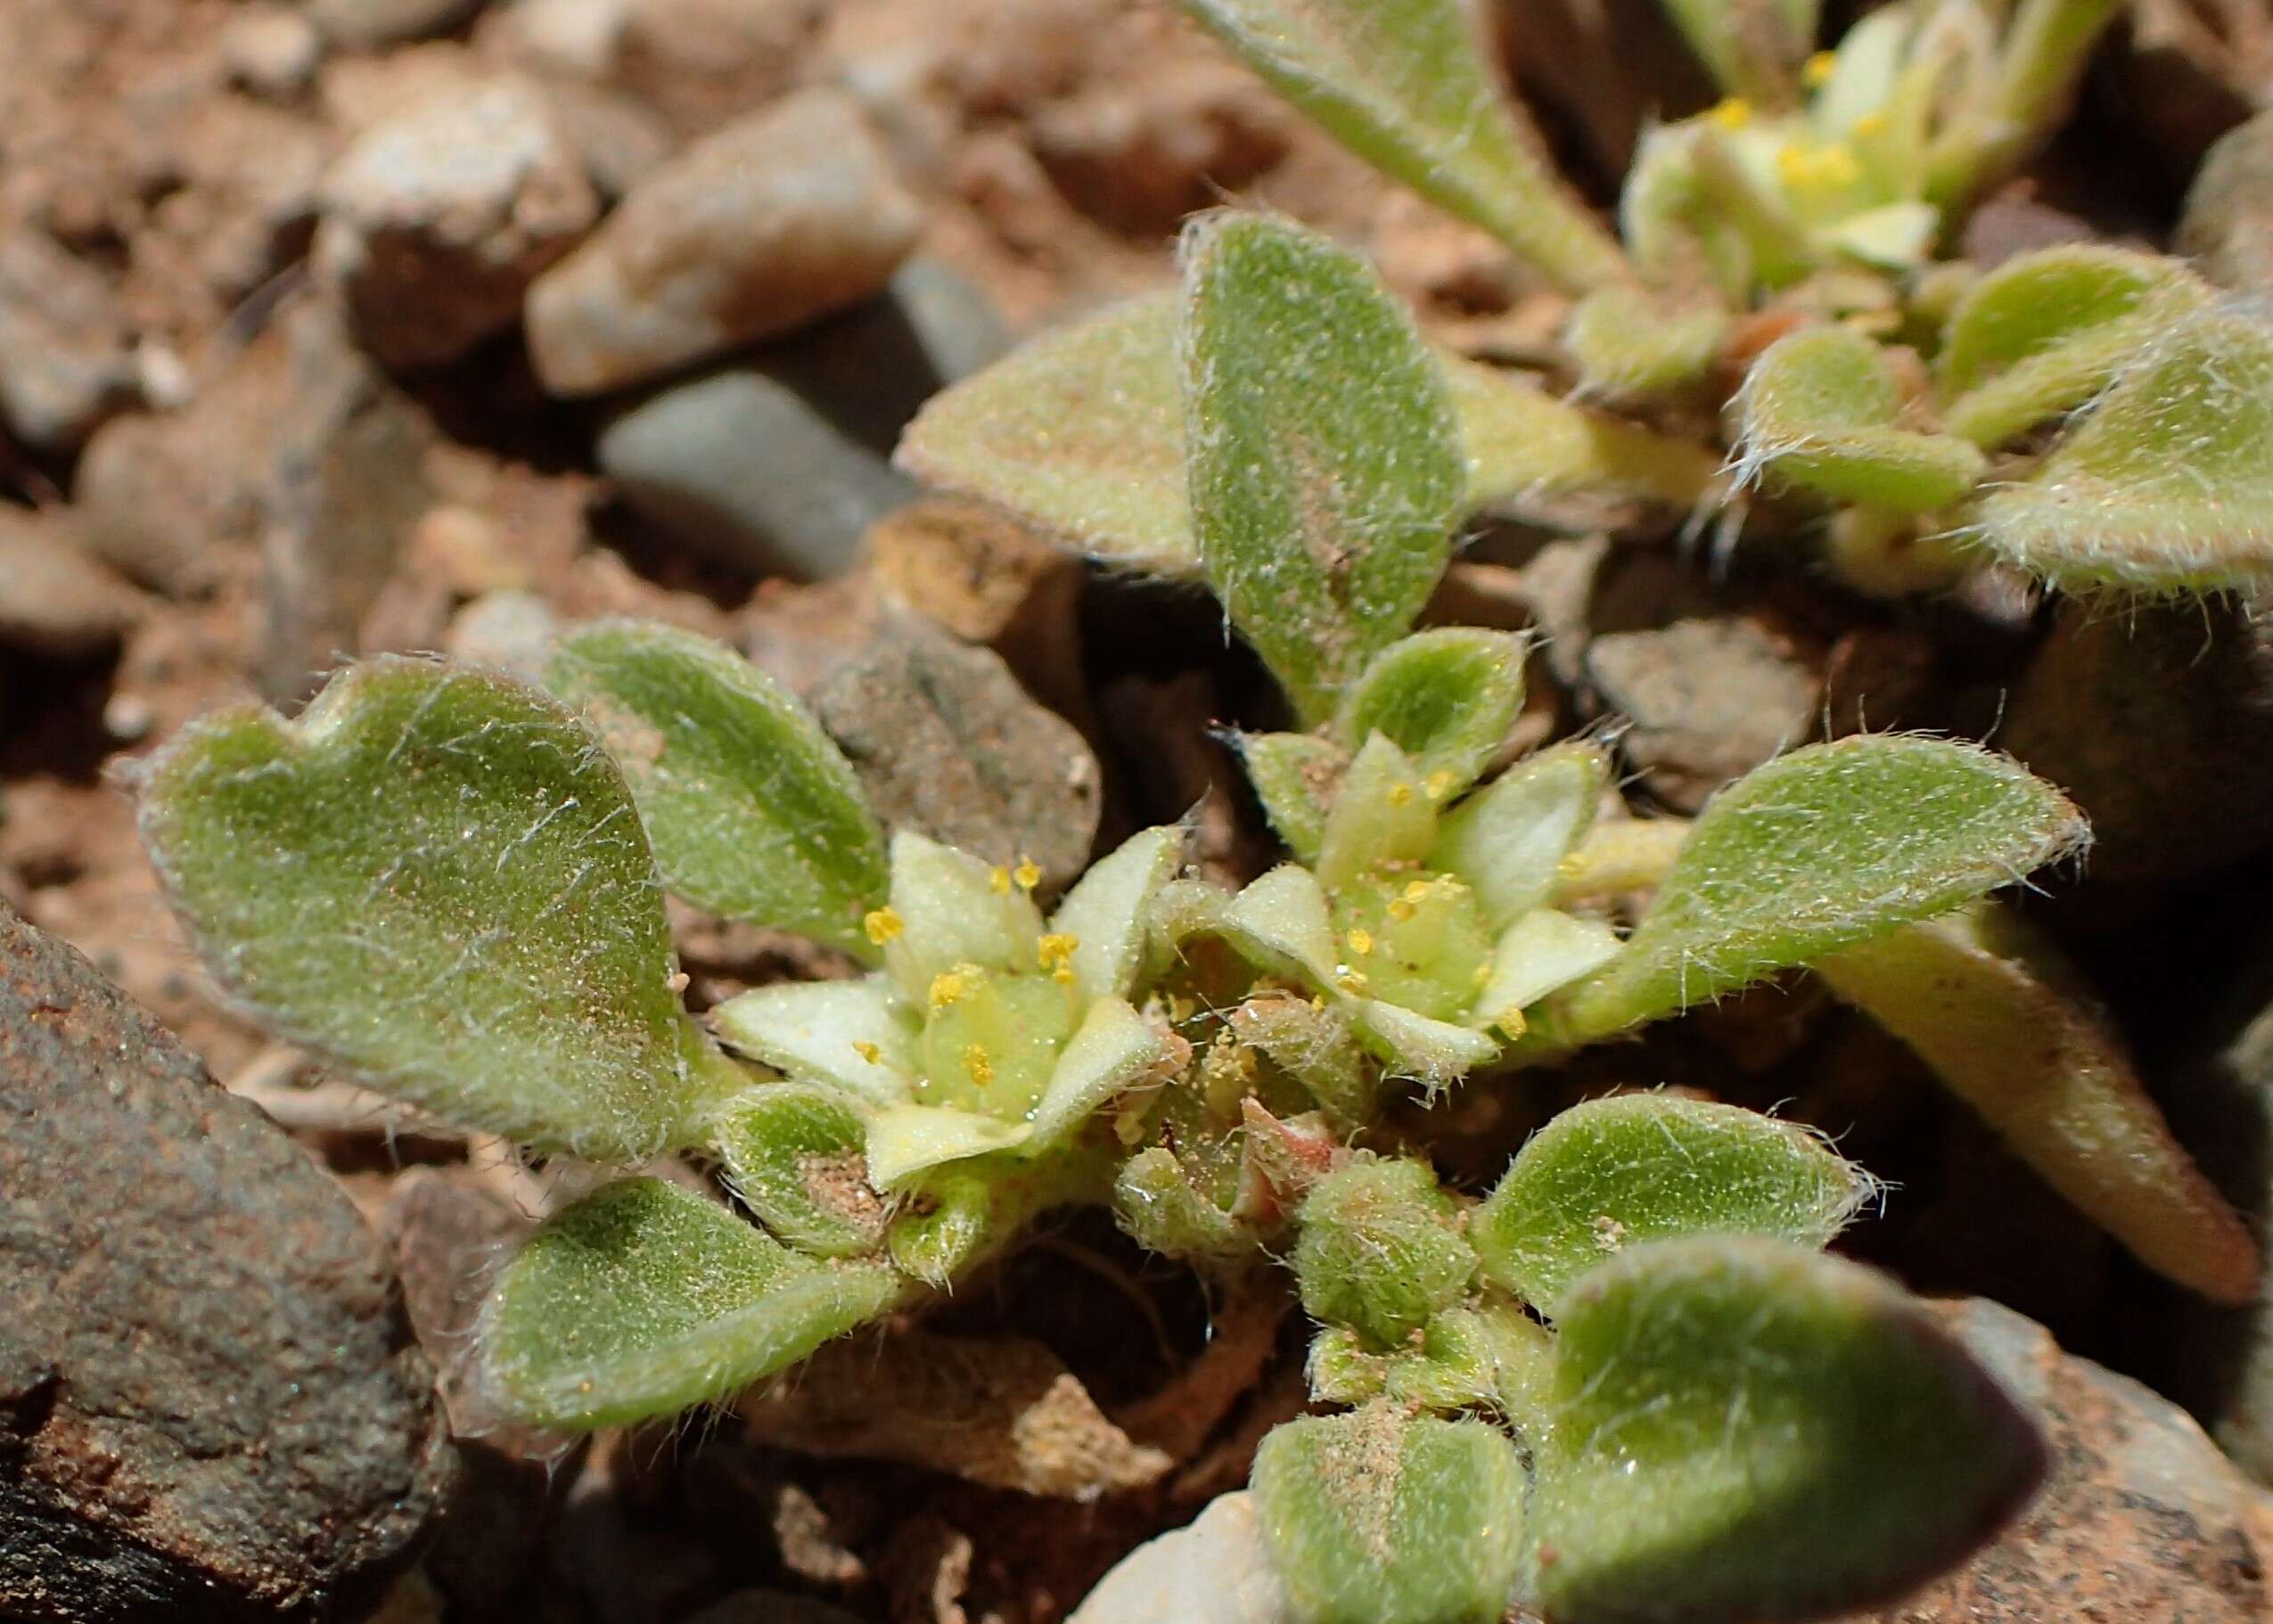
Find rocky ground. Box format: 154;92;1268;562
4;0;2273;1620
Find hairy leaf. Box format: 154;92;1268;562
1254;1407;1527;1624
1182;215;1464;724
483;1178;900;1429
1113;1148;1249;1261
138;658;743;1160
1971;308;2273;593
1560;734;2086;1039
1332;629;1528;800
1172;0;1629;291
1816;906;2259;1302
1473;1095;1872;1310
714;1084;889;1259
1737;324;1987;512
1565;284;1731;401
1238;732;1348;862
1295;1158;1477;1348
898;294;1717;576
549;621;888;959
1937;246;2207;448
1535;1237;2045;1623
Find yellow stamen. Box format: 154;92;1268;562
864;907;905;946
1403;879;1433;903
1708;96;1752;131
989;865;1012;895
1424;770;1456;801
1345;928;1374;957
1013;858;1042;891
1387;898;1416;923
1777;140;1862;191
964;1044;995;1086
1336;967;1369;995
1473;961;1493;987
1853;111;1888;139
929;969;969;1010
1497;1007;1529;1038
1388;782;1413;807
1802;50;1836;88
1038;932;1080;984
852;1040;882;1064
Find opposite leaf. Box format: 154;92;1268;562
137;657;743;1161
1473;1094;1872;1311
1332;629;1528;801
1173;0;1629;293
1181;214;1464;725
1253;1406;1528;1624
1534;1237;2045;1624
1971;307;2273;593
482;1178;901;1430
549;621;889;960
1737;324;1987;513
1558;734;2086;1040
713;1084;890;1259
1815;906;2259;1303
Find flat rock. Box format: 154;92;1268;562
596;258;1005;578
527;86;923;397
317;73;598;370
0;226;138;453
0;905;454;1621
0;508;144;658
1067;1492;1288;1624
808;611;1101;890
1585;615;1820;812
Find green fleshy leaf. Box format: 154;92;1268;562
1237;732;1348;863
1559;734;2086;1040
713;1085;889;1259
1352;998;1502;1087
1219;864;1341;986
882;832;1045;1002
1736;324;1987;513
1816;905;2259;1303
548;621;888;959
1182;215;1463;725
1472;1095;1872;1311
138;658;742;1161
1253;1407;1527;1624
1332;630;1528;801
1315;734;1440;892
710;977;917;1109
1294;1158;1477;1348
897;294;1714;577
1936;245;2207;448
482;1178;900;1429
1308;1307;1521;1413
1565;285;1731;401
1970;307;2273;593
865;1104;1032;1189
1430;742;1610;931
1113;1147;1250;1261
1534;1237;2045;1624
1171;0;1629;292
1050;825;1186;1005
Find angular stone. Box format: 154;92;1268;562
0;508;144;659
527;88;923;397
808;611;1101;890
0;226;137;453
2181;108;2273;300
1585;616;1821;812
307;0;488;50
316;73;598;370
0;905;454;1621
1067;1493;1288;1624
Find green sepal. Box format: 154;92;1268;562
1559;734;2086;1040
1472;1095;1873;1312
1253;1406;1527;1624
1533;1237;2045;1624
548;620;889;959
1429;742;1610;931
1237;732;1348;863
1331;629;1529;802
1181;214;1463;725
481;1178;901;1430
1113;1147;1251;1262
137;657;744;1161
1736;324;1987;513
1315;734;1440;892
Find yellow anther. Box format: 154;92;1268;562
1013;858;1042;891
1473;961;1494;987
1853;111;1888;139
1336;967;1370;996
1424;770;1456;801
1169;994;1197;1023
1309;994;1327;1012
1387;898;1416;923
1802;50;1836;88
1708;96;1753;131
852;1040;882;1064
1403;879;1433;903
1345;928;1374;957
989;865;1012;895
1496;1007;1530;1038
1038;932;1080;984
864;907;905;946
929;969;969;1010
1777;140;1861;190
964;1044;995;1086
1388;781;1414;807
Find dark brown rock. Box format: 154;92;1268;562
0;905;454;1621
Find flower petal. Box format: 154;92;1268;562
712;978;916;1106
